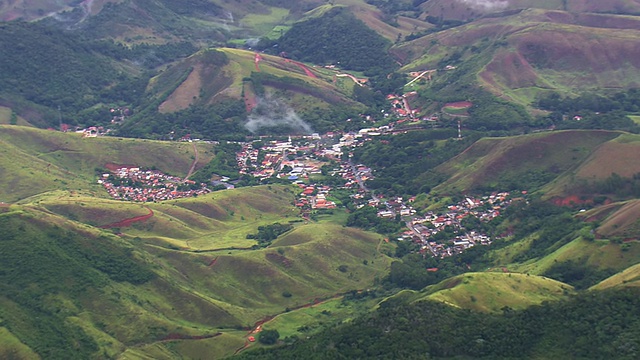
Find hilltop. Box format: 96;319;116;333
405;272;574;313
432;130;627;195
394;8;640;107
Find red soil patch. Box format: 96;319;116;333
444;101;472;109
99;208;154;229
208;257;219;268
550;195;602;207
243;82;258;113
104;163;138;172
285;59;318;78
265;253;292;268
254;52;262;72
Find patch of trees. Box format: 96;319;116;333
573;172;640;199
91;41;199;69
190;141;242;183
385;253;456;290
236;288;640;359
71;0;227;42
365;0;423;15
544;260;617;290
502;200;582;262
346;206;403;235
246;223;293;247
268;8;397;76
119;101;249;140
258;329;281;345
351;129;473;195
538;89;640;114
537;90;640;133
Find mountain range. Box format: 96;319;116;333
3;0;640;359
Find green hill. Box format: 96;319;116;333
119;47;366;138
0;184;392;358
591;262;640;290
410;272;574;313
433;130;622;194
0;125;214;202
394;9;640;107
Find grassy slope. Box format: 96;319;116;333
591;262;640;290
152;47;359;113
492;235;640;276
0;125;214;202
408;272;574;313
0;327;39;360
543;133;640;198
395;9;640;106
434;130;621;194
0;106;31;126
2;182;391;358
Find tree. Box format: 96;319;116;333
259;329;280;345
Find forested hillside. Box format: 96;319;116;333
236;289;640;360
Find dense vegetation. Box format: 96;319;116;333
0;213;154;359
190;141;242;183
346;206;403;235
351;129;475;196
237;288;640;359
0;22;140;127
266;8;396;76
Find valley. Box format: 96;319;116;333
3;0;640;359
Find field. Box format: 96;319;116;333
410;272;574;313
442;101;472;116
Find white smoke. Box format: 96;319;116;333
245;96;313;134
245;38;261;47
458;0;509;11
46;0;93;29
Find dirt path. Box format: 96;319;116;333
286;59;317;78
254;52;262;72
99;207;154;229
234;292;353;354
336;73;364;86
184;142;199;181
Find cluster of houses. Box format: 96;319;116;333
98;167;210;202
402;192;515;258
237;137;326;180
294;184;337;211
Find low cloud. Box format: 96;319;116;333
459;0;509;11
245;96;313;134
